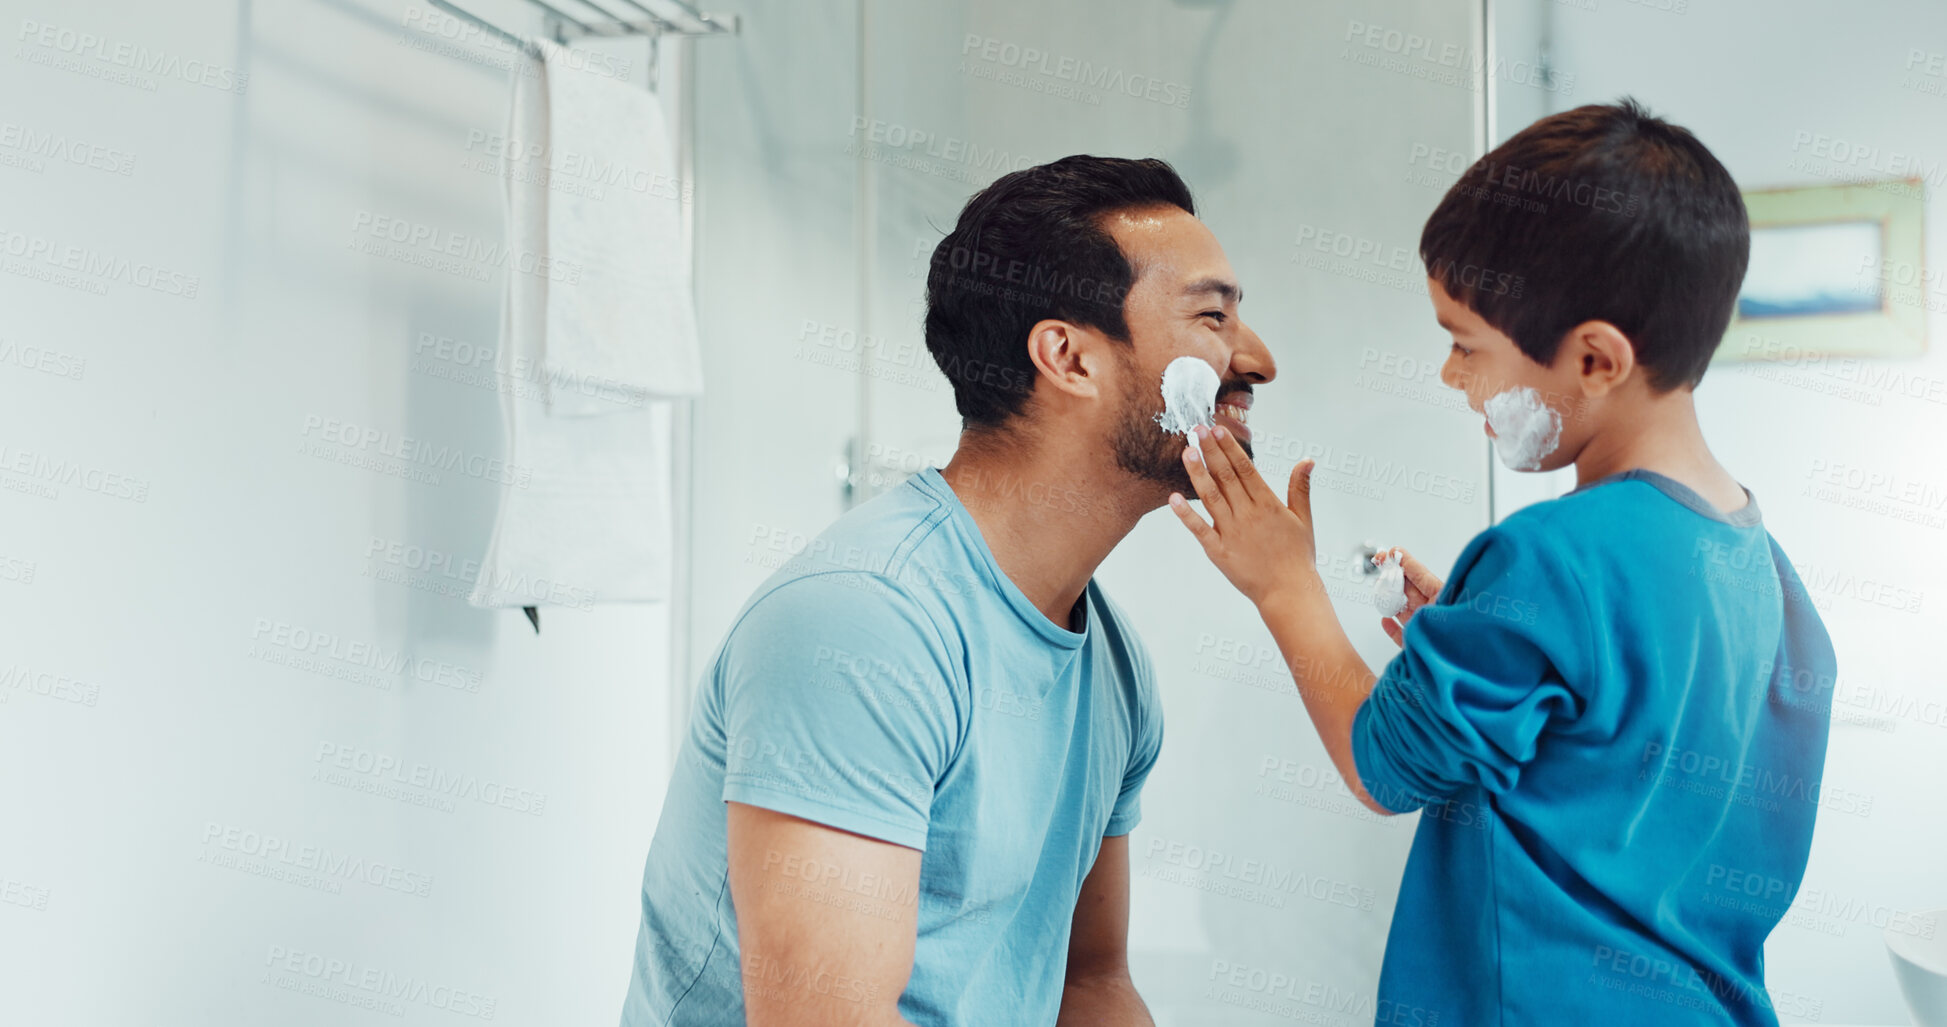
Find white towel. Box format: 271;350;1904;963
468;47;673;610
540;39;702;416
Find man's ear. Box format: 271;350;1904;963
1025;319;1107;401
1560;320;1636;398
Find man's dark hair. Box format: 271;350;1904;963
924;155;1196;430
1419;97;1748;391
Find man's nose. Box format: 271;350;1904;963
1229;319;1276;384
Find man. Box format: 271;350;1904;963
619;155;1274;1026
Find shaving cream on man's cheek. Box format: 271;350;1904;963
1156;356;1220;448
1482;386;1563;471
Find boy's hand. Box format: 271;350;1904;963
1168;425;1320;609
1375;547;1444;648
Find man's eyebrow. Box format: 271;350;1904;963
1183;277;1242;304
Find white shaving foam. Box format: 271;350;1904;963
1156;356;1220;449
1483;386;1563;471
1373;549;1409;617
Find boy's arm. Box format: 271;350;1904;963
1056;835;1154;1025
1172;426;1588;813
727;803;923;1027
1255;581;1395;815
1256;547;1448;814
1167;426;1397;814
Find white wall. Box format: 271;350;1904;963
1500;2;1947;1022
682;0;864;716
1;1;677;1023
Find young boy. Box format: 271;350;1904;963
1167;98;1835;1025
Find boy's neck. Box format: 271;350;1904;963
1572;387;1749;515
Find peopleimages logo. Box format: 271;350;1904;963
251;618;484;694
959;33;1191;109
262;944;498;1020
199;823;434;898
0;441;150;502
15;18;249;93
846;117;1036;179
364;536;598;610
0;663;101;706
0;121;136;175
460;129;690;203
0;226;200;298
313;741;546;816
299;414;532;488
347;210;582;285
0;338;86;380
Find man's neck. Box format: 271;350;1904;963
1573;388;1747;514
938;432;1156;631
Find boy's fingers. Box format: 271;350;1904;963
1212;427;1281;508
1402;570;1434;603
1180;438;1232;527
1382;617;1404;648
1197;426;1247;499
1287;459;1316;522
1167;492;1217;545
1397;550;1444;600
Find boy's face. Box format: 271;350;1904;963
1427;277;1586;472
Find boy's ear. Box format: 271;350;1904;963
1562;320;1636;398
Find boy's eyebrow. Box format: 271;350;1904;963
1435;314;1460;333
1183;277;1242;304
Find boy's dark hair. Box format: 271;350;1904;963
1419;97;1748;391
924;155;1196;430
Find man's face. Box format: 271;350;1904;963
1102;206;1275;499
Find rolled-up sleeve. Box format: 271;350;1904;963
1353;522;1591;813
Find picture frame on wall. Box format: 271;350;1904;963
1713;177;1928;363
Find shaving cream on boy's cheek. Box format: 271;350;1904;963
1483;386;1563;471
1156;355;1220;449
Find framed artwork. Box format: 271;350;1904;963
1714;178;1928;362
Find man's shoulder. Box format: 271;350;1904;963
717;476;980;672
1085;583;1158;698
762;470;989;600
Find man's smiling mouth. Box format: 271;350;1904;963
1214;391;1252;441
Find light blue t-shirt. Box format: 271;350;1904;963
1353;469;1836;1026
620;466;1163;1027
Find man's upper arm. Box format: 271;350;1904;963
727;802;920;1026
1056;835;1153;1025
1104;637;1164;837
1064;833;1133;981
716;574;958;1025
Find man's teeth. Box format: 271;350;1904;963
1215;403;1249;425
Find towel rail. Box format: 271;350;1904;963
426;0;738;62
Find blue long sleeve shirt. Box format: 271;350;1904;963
1352;469;1836;1026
